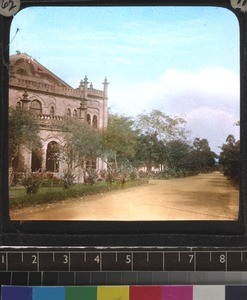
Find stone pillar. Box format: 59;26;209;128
41;141;48;172
20;90;30;110
78;100;87;121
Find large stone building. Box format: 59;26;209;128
9;52;108;182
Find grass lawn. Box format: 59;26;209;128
9;180;148;209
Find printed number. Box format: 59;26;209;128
63;255;68;264
94;255;100;264
189;254;194;264
220;254;226;264
126;254;131;264
32;255;37;264
1;0;17;11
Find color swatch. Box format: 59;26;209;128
2;285;247;300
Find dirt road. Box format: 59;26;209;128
10;172;239;221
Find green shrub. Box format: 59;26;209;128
86;170;98;185
22;176;44;195
129;169;139;181
105;170;116;184
63;170;76;189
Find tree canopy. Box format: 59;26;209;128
135;109;188;142
59;118;103;170
102;113;138;167
219;134;240;183
9;108;41;167
134;132;165;172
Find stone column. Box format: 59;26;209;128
78;100;87;121
20;90;30;110
41;141;48;172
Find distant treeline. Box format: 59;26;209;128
218;134;240;184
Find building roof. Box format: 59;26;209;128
9;52;106;99
9;52;72;88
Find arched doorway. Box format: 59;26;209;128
46;141;59;172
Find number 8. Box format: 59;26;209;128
220;254;226;264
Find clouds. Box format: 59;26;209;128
10;6;240;154
109;67;240;153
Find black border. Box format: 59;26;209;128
1;0;246;247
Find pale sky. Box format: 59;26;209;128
10;6;240;153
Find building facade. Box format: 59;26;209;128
9;52;108;182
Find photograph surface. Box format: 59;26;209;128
8;6;240;221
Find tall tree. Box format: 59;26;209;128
164;139;193;171
135;109;188;142
134;132;165;172
9;108;41;176
59;118;103;171
191;138;217;172
102;113;138;167
219;134;240;182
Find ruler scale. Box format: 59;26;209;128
0;248;247;272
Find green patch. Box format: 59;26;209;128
9;179;148;209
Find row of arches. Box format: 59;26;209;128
31;141;97;173
16;100;99;128
16;99;73;116
16;99;43;114
31;141;59;173
87;114;98;128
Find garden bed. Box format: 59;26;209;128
9;179;148;209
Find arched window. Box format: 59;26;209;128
87;114;91;125
46;141;59;172
73;109;78;118
30;100;42;114
93;115;98;128
16;101;22;109
50;106;55;115
66;108;71;117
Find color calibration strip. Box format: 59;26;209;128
2;285;247;300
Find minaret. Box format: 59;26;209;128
78;76;89;121
79;79;84;92
83;76;89;98
102;77;109;130
103;77;109;99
